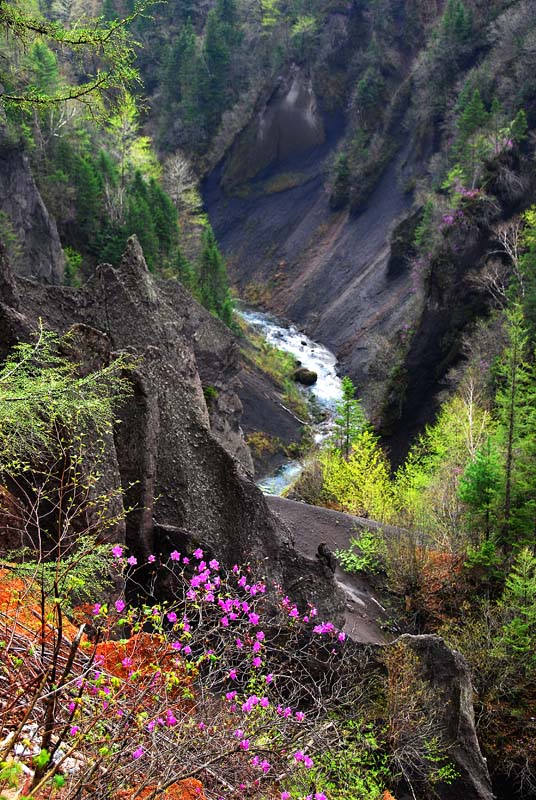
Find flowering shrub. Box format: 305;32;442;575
0;542;377;800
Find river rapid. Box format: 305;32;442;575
239;307;343;495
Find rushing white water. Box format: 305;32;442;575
239;307;343;495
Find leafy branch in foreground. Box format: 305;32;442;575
0;0;159;110
0;323;132;467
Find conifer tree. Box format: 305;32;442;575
197;226;234;324
331;376;367;460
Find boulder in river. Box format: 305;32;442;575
293;366;318;386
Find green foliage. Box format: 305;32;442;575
330;152;350;210
0;1;156;111
458;440;501;539
197;226;234;324
308;720;389;800
330;376;367;459
63;246;82;287
321;429;393;521
496;547;536;663
335;528;386;575
0;325;132;468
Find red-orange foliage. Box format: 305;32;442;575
115;778;206;800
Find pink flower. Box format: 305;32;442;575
167;611;177;623
115;599;126;613
304;756;314;768
236;638;243;649
209;559;220;570
315;793;327;800
338;631;346;642
260;697;269;708
221;616;229;627
70;726;79;736
294;750;304;762
68;702;76;713
289;607;299;618
183;645;192;656
170;550;181;561
132;747;144;760
252;641;262;654
127;555;137;566
256;631;265;641
121;657;133;668
233;729;244;738
252;656;262;668
193;548;203;559
265;673;273;684
148;554;156;563
198;721;206;730
295;711;305;721
92;603;101;616
260;760;270;773
281;793;291;800
248;612;259;625
182;556;190;564
171;641;182;650
239;739;250;750
147;720;156;732
111;545;123;558
229;669;237;680
226;691;237;701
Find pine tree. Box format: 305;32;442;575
29;42;60;96
511;109;528;143
172;248;196;290
149;179;179;260
331;376;367;460
330;153;351;210
197;226;234;324
494;306;536;551
458;439;501;540
497;548;536;664
74;157;102;244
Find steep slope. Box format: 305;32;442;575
0;238;343;620
202;0;536;455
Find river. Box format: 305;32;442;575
239;307;343;495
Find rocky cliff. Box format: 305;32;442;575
203;0;536;457
0;237;343;620
0;130;64;284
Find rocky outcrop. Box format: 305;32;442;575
0;237;344;622
221;65;325;191
0;133;64;284
396;635;495;800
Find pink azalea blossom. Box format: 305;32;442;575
115;599;126;613
111;545;123;558
70;726;79;736
92;603;101;616
239;739;250;750
127;555;137;566
229;669;237;680
167;611;177;623
170;550;181;561
132;747;144;760
148;554;156;563
252;656;262;668
248;612;259;625
193;548;203;559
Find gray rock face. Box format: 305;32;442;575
0;136;64;284
397;635;495;800
222;65;325;190
0;237;344;622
